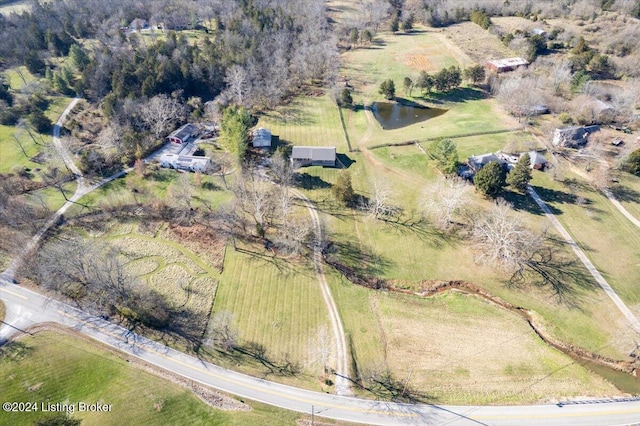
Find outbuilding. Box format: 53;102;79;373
252;127;272;148
291;146;336;167
485;57;529;73
168;123;199;145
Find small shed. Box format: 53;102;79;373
168;123;199;145
552;125;600;148
291;146;336;167
252;127;272;148
486;57;529;73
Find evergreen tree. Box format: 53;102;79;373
338;88;353;107
623;149;640;176
474;161;506;198
427;139;459;175
220;106;254;163
507;154;533;192
332;170;354;206
463;65;486;85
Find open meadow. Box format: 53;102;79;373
0;330;303;426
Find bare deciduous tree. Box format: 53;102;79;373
206;310;238;351
422;176;471;230
138;95;186;139
307;325;333;379
224;64;250;106
471;199;544;275
366;178;397;220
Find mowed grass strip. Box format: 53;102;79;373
211;246;331;370
257;93;348;152
0;331;301;426
614;173;640;222
375;291;620;405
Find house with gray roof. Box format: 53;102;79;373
252;127;272;148
291;146;336;167
552;125;600;148
468;153;505;172
159;153;212;173
522;151;548;170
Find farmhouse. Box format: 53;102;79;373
252;127;272;148
523;151;548;170
291;146;336;167
486;57;529;73
468;153;505;171
159;153;212;173
552;125;600;148
168;123;199;145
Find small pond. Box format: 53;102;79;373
372;102;447;130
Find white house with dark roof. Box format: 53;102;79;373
252;127;272;148
291;146;336;167
159;153;212;173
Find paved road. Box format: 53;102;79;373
3;280;640;426
527;185;640;334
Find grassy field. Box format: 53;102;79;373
256;93;349;153
530;171;640;307
377;291;620;404
337;27;520;149
105;221;224;341
613;173;640;221
208;245;333;389
0;330;305;426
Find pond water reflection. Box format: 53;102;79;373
372;102;447;130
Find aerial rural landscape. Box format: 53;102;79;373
1;0;640;424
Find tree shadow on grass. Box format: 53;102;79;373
294;172;331;190
502;190;545;215
529;185;578;215
324;238;392;288
379;212;457;249
610;184;640;204
418;87;488;105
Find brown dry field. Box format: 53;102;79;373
374;291;621;405
440;21;518;64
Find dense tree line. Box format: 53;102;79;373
0;0;338;109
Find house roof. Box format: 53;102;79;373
170;123;198;141
469;153;502;167
487;57;529;69
252;127;271;145
523;151;547;165
292;146;336;162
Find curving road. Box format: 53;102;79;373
3;280;640;426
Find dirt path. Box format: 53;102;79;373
292;188;352;396
527;185;640;335
2;98;131;281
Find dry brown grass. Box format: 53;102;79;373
440;21;517;64
375;291;621;404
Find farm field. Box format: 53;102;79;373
530;171;640;307
0;330;303;426
441;20;519;64
208;244;333;390
376;291;620;404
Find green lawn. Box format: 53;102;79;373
256;94;350;153
0;331;303;426
613;173;640;222
208;245;332;389
531;172;640;307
